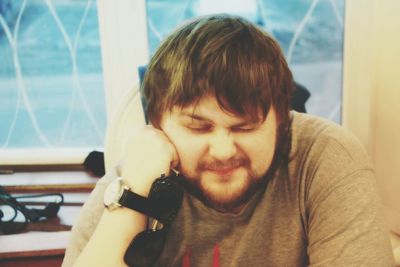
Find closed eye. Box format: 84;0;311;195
231;126;256;133
231;123;259;133
186;124;213;133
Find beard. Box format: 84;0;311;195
180;155;268;213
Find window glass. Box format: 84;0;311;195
145;0;344;122
0;0;106;148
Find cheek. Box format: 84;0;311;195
251;144;275;175
168;133;207;172
239;132;276;173
160;118;204;172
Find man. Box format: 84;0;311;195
64;15;395;266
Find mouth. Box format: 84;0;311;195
206;166;240;176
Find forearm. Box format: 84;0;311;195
73;126;178;266
73;208;147;267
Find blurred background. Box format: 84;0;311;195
0;0;344;150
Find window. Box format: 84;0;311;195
0;0;359;166
145;0;345;123
0;0;106;154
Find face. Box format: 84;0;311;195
160;95;277;212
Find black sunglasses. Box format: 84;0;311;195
124;173;184;267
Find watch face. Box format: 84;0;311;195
104;178;123;207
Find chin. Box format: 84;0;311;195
202;182;248;210
184;169;263;213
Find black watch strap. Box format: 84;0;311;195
123;175;184;267
119;189;159;219
118;174;183;224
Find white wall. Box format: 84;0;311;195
374;1;400;228
343;0;400;230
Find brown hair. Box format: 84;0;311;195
143;14;294;132
143;14;294;172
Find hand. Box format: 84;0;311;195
120;125;179;197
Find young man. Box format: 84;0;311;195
64;15;395;266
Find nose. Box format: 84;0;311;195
208;129;237;161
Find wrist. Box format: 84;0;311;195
103;172;183;224
104;177;156;213
121;166;171;197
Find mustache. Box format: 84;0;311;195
198;156;250;171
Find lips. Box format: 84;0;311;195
206;166;240;176
201;158;248;177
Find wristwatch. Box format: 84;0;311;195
104;174;184;224
103;178;152;214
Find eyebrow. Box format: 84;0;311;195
180;112;261;127
181;112;212;123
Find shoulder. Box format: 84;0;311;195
289;111;372;172
288;112;377;216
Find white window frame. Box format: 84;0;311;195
96;0;149;121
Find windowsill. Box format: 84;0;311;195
0;148;99;166
0;231;71;259
0;169;99;193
